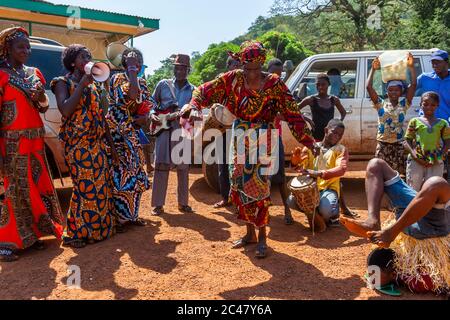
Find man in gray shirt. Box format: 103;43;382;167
151;54;195;215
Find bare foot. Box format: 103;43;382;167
340;216;380;237
367;229;396;248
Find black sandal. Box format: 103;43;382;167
342;209;360;219
115;223;127;233
255;243;268;259
131;218;147;227
63;239;87;249
284;213;294;225
0;248;18;262
178;205;194;214
152;206;164;216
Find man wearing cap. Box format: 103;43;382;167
417;49;450;123
151;54;195;215
416;49;450;182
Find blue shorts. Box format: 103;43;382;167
384;173;449;239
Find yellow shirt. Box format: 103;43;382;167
302;143;349;196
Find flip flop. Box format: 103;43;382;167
284;215;294;225
255;243;268;259
232;237;257;249
364;274;402;297
0;248;18;262
342;210;360;219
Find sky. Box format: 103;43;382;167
48;0;274;73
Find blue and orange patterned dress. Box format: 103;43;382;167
107;72;152;223
50;76;114;243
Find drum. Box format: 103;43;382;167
289;175;320;214
214;104;235;128
203;104;235;135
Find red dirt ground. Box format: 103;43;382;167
0;166;445;300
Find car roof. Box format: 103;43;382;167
308;49;434;60
30;42;66;52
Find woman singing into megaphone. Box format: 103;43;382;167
106;48;154;229
51;44;118;248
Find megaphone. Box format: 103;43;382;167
106;42;128;68
84;61;110;82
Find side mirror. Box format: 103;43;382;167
293;83;307;102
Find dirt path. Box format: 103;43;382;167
0;168;444;300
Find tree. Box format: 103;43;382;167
189;42;240;85
258;31;314;65
146;57;174;93
271;0;409;51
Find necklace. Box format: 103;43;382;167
5;61;26;79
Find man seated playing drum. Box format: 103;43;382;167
288;119;349;230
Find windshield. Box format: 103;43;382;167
285;57;310;89
28;47;67;89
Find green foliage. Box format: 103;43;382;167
147;0;449;91
188;42;240;85
146;57;174;93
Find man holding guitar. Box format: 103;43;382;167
150;54;196;215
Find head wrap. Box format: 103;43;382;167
0;27;29;59
386;80;405;92
228;41;267;65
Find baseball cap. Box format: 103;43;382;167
431;49;449;61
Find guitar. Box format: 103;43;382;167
149;109;181;136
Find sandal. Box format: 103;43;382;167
115;223;127;233
255;243;268;259
178;205;194;214
342;209;360;219
284;214;294;225
152;206;164;216
63;239;87;249
131;218;147;227
32;240;45;251
213;200;231;209
0;248;18;262
232;237;257;249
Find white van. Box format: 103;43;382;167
28;39;68;178
283;49;435;158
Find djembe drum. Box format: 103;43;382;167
289;175;320;214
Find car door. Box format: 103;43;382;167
283;57;362;154
360;56;424;155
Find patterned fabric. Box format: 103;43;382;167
107;72;152;222
190;69;314;227
300;143;348;196
0;27;29;59
50;76;114;242
0;68;63;250
373;97;410;143
405;117;450;165
375;141;407;175
228;41;267;65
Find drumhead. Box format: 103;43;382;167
290;175;314;188
214;104;235;126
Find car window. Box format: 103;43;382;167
297;59;358;99
28;47;67;89
366;58;422;98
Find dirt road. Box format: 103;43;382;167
0;168;444;300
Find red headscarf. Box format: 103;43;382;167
0;26;29;59
228;41;267;65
